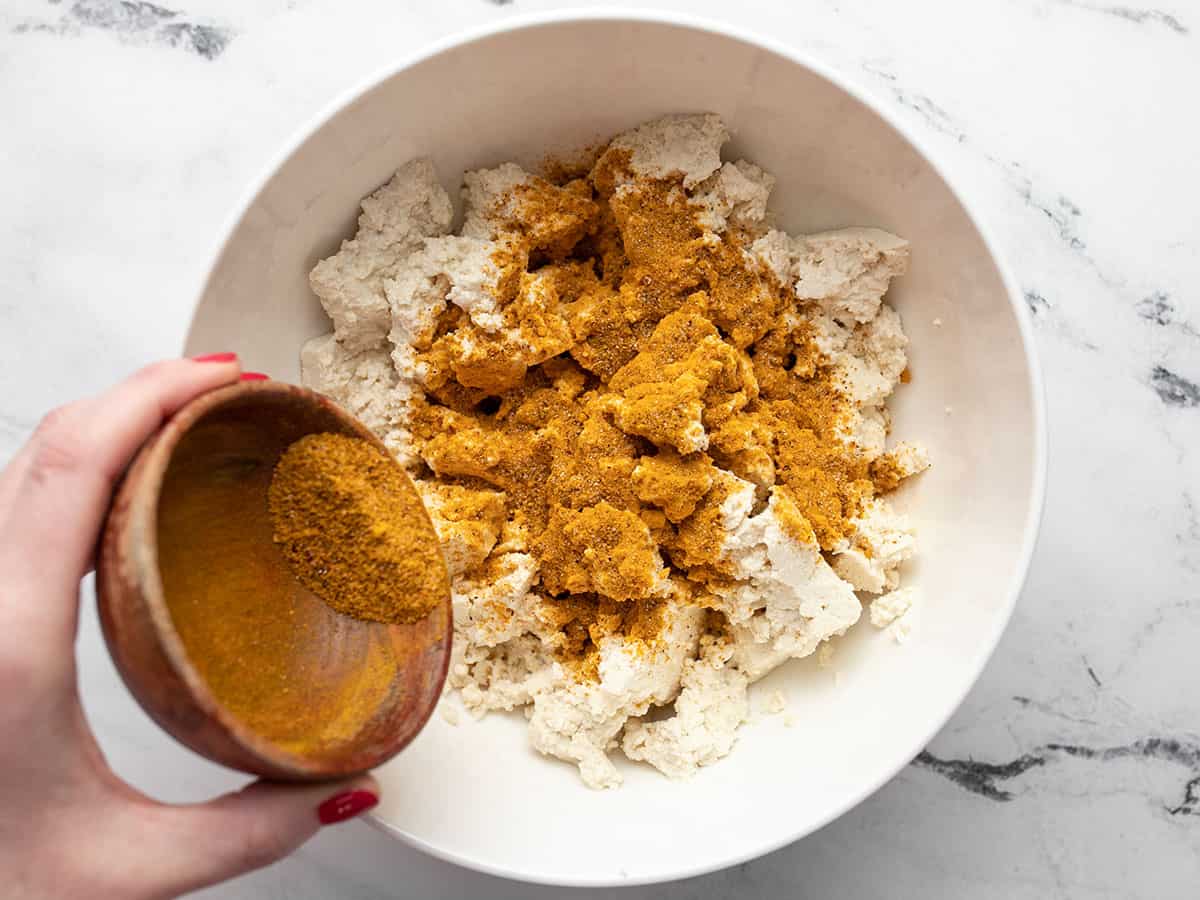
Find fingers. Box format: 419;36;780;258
131;775;380;898
0;358;241;629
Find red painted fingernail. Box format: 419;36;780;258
317;789;378;825
239;372;269;381
193;352;237;363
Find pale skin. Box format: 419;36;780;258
0;358;379;899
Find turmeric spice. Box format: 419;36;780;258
268;432;448;625
404;142;897;673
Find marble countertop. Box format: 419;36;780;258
3;0;1198;896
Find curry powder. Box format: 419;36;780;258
404;144;906;677
268;432;448;625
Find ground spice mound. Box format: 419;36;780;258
268;432;449;624
402;143;903;674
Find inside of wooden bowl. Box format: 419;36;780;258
155;389;447;770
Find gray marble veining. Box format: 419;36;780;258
12;0;233;59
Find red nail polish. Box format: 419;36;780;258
317;790;378;825
239;372;269;381
193;352;237;363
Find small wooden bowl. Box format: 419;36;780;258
96;381;451;781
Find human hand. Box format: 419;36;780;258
0;357;380;900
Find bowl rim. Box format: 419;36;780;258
186;6;1048;887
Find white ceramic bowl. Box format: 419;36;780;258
185;10;1046;887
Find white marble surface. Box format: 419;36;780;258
2;0;1199;896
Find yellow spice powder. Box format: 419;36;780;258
405;145;905;675
268;432;449;625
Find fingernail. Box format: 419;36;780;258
239;372;269;381
193;352;238;363
317;789;378;825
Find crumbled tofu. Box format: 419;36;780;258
461;162;536;239
301;113;926;789
299;333;415;463
386;235;502;339
716;490;863;679
847;304;910;387
528;605;705;788
870;587;919;644
451;552;538;648
623;636;749;779
809;310;854;358
450;633;557;717
416;481;507;578
600;113;728;188
831;498;917;594
841;404;889;460
309;159;452;351
750;229;793;285
691;160;775;233
791;227;909;324
872;441;932;491
869;586;915;628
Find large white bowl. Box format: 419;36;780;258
186;9;1046;887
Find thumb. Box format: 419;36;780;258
134;775;380;898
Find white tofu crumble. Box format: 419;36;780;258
301;114;928;789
